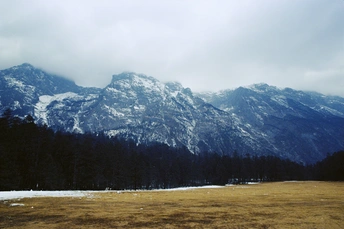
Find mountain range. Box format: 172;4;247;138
1;63;343;164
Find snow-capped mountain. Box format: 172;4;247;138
0;63;100;120
197;84;344;163
1;64;344;164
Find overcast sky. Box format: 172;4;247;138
0;0;343;96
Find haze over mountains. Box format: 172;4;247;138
1;63;344;164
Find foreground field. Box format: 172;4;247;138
1;181;343;228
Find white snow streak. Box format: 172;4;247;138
35;92;80;124
0;191;87;200
0;186;226;200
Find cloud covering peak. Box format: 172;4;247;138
0;0;343;96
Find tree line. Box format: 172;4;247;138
0;110;343;191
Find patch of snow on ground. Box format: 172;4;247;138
0;191;87;201
10;203;25;206
0;186;227;200
156;185;224;191
0;185;231;200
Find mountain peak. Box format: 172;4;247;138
108;72;166;93
7;63;35;71
19;63;34;68
245;83;280;94
165;81;183;92
111;72;157;84
0;63;80;102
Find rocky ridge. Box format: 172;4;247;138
1;64;344;164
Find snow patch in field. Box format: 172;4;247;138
247;182;259;185
0;191;87;201
157;185;224;191
10;203;25;207
0;186;226;200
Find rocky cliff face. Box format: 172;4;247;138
0;63;81;116
1;64;344;164
197;84;344;163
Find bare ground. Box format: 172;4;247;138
1;181;343;228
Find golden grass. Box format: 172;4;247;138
1;181;343;228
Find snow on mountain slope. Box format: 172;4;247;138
197;84;344;163
1;64;344;164
82;72;236;154
34;92;99;132
0;63;81;117
35;92;80;124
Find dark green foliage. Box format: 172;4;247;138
0;110;342;191
311;151;344;181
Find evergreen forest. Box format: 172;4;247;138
0;110;343;191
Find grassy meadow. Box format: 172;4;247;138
1;181;343;228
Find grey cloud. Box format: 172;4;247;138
0;0;343;96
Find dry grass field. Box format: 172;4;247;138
1;181;343;228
